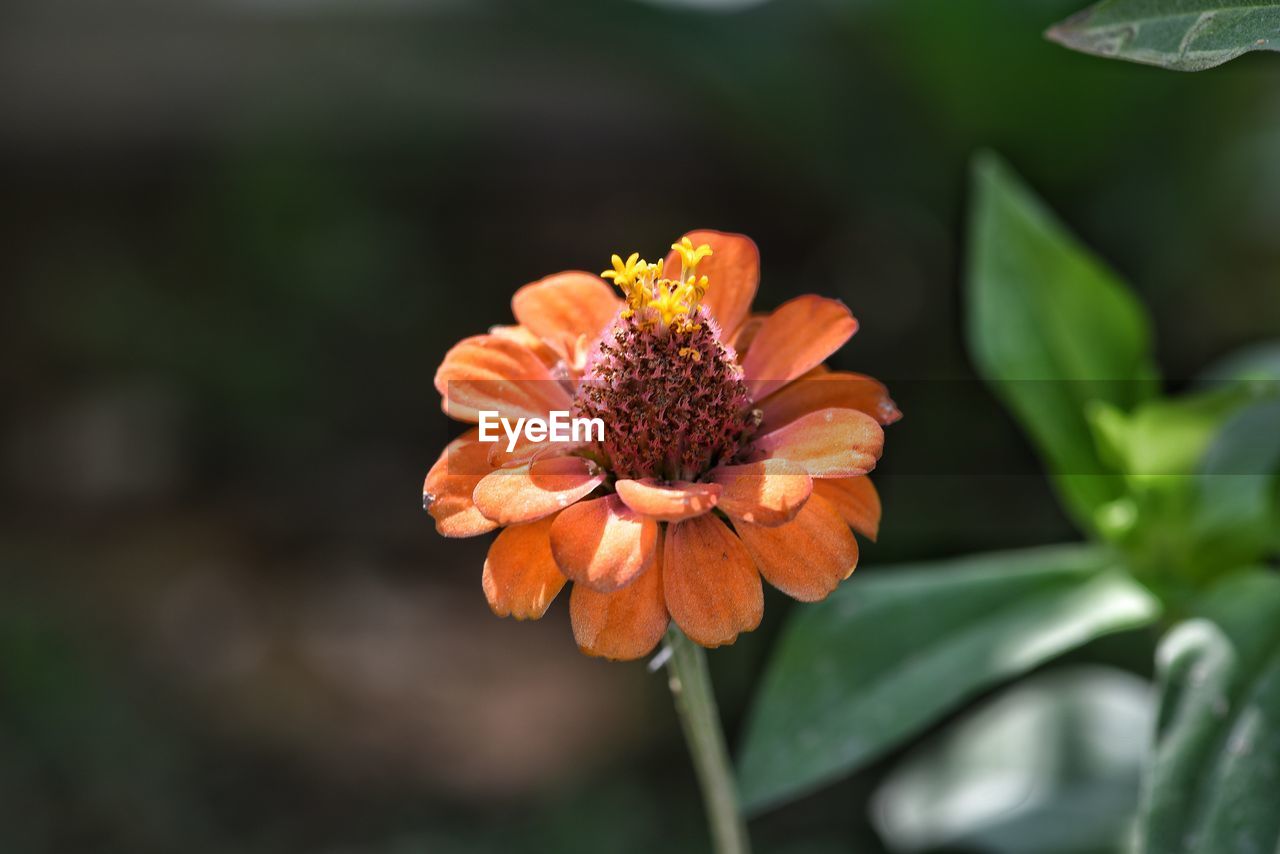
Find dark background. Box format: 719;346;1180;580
2;0;1278;851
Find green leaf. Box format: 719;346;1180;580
1137;572;1280;852
1194;400;1280;560
1085;389;1274;579
1087;387;1255;480
1198;340;1280;385
1047;1;1280;72
736;545;1162;812
967;153;1158;531
872;667;1153;854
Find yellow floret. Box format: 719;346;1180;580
602;239;714;330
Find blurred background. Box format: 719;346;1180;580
2;0;1278;851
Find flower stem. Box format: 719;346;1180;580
664;625;752;854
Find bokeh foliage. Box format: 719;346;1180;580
741;157;1280;852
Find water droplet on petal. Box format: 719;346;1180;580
824;411;834;422
422;492;437;511
556;494;570;506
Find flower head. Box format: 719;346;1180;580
425;230;900;659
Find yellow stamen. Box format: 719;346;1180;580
601;239;714;330
671;237;714;272
601;252;644;290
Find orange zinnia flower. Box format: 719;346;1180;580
424;230;900;659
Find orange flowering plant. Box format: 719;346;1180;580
424;228;898;851
424;229;899;656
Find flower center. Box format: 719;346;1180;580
572;240;755;481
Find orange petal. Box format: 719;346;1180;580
731;313;767;358
550;494;658;592
434;333;572;423
482;515;566;619
615;478;721;522
472;455;605;525
813;476;881;541
740;296;859;400
734;493;858;602
491;324;594;377
486;430;543;469
709;459;813;526
486;433;588;469
663;514;762;647
758;371;902;430
665;229;759;341
423;429;499;538
511;271;622;358
487;324;563;369
752;407;884;477
571;535;668;660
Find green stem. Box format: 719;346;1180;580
664;626;752;854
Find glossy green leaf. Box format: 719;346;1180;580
1047;1;1280;72
1137;572;1280;852
873;667;1153;854
736;545;1161;812
967;153;1158;531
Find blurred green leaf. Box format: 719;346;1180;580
736;545;1161;812
1195;400;1280;560
1137;572;1280;852
1047;1;1280;71
1087;388;1273;581
1086;387;1254;480
1198;339;1280;385
967;153;1158;532
872;666;1153;854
